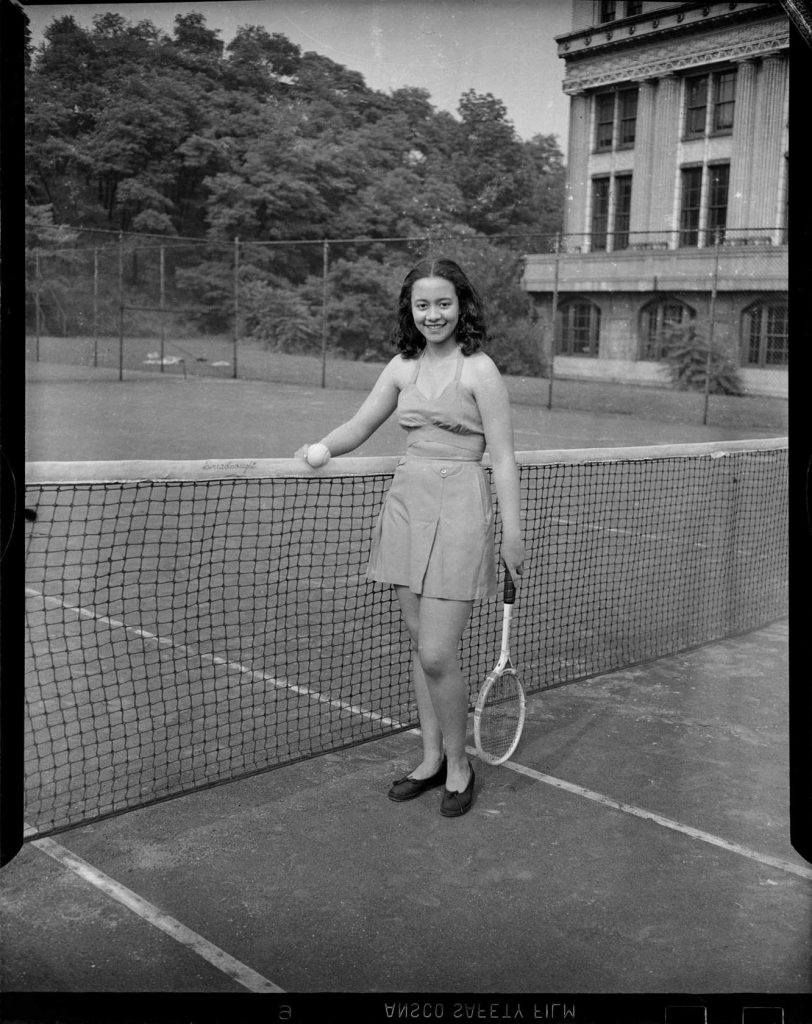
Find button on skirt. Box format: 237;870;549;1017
367;456;497;600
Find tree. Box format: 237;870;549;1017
225;25;301;91
203;108;335;243
172;12;223;58
663;323;744;395
25;203;78;249
451;90;535;234
241;281;322;352
25;205;82;335
321;257;406;359
517;134;566;235
24;11;567;375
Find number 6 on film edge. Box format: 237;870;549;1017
473;566;526;766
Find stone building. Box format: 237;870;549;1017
521;1;789;396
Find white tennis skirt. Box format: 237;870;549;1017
367;454;497;601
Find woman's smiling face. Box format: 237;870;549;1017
410;276;460;348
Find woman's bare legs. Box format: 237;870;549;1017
395;586;474;793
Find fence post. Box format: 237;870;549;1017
702;230;722;426
34;249;41;362
321;239;329;389
159;244;166;374
547;232;561;410
233;237;239;379
93;248;99;368
118;231;124;382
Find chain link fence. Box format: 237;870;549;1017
26;227;787;407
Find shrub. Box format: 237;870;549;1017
241;281;322;352
663;324;744;396
489;318;547;377
321;256;407;360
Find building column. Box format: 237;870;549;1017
645;74;681;245
772;56;789;243
628;79;657;242
750;52;788;233
728;58;758;231
563;90;590;244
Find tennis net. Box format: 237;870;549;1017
24;438;788;838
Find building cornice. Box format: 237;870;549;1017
556;2;786;65
559;10;788;94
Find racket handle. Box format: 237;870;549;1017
503;569;516;605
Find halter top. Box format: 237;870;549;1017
397;349;485;460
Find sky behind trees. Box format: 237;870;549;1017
24;0;573;146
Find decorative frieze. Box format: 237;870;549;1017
562;23;788;94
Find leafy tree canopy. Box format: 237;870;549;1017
26;10;564;244
25;11;565;370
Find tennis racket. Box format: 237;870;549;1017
474;567;526;765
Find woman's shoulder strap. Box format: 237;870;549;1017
409;350;424;385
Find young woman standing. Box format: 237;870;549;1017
297;258;524;816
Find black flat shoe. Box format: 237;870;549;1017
439;761;475;817
388;757;447;802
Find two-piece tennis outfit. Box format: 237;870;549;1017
367;348;497;601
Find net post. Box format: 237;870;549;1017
118;231;124;382
548;231;561;410
321;239;329;389
232;237;239;380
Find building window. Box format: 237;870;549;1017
598;1;617;23
685;76;708;136
743;299;788;367
591;174;633;251
713;70;736;132
618;89;638;146
679;163;730;247
595;94;615;151
679;167;703;247
640;298;696;361
684;70;737;137
625;1;643;15
558;300;601;356
614;174;632;250
594;87;638;151
591;178;610;250
706;163;730;244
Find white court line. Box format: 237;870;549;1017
25;587;405;729
465;750;812;882
24;755;807;996
31;834;285;993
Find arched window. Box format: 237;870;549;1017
742;298;788;367
639;298;696;361
557;299;600;356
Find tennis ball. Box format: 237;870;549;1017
306;442;331;468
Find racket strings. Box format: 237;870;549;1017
475;671;525;763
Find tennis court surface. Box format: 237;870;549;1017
3;620;807;1013
8;397;809;1017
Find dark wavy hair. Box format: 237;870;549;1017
391;258;490;358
